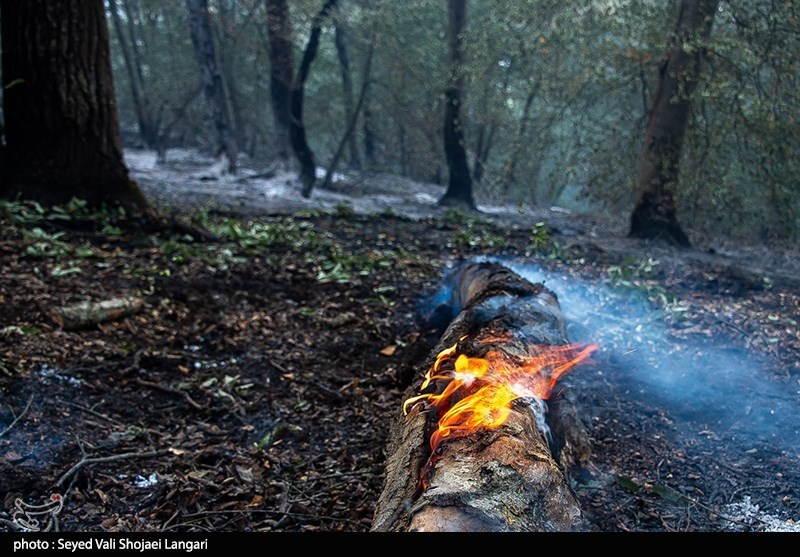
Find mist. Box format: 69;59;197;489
496;257;800;454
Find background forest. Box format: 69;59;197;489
102;0;798;244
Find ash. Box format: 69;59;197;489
724;496;800;532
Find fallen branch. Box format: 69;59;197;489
51;297;145;330
56;449;172;488
0;394;34;439
134;379;204;410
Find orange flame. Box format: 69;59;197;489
404;336;598;487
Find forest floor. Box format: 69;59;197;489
1;149;799;533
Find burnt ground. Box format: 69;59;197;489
1;156;799;533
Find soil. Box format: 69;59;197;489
1;150;798;532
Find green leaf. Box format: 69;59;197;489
615;475;641;492
51;266;82;277
651;484;684;502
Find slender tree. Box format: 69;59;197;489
186;0;238;173
265;0;295;166
334;20;362;170
0;0;149;214
630;0;720;246
292;0;339;198
108;0;158;150
438;0;475;209
362;101;378;170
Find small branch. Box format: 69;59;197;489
135;379;204;410
56;449;172;488
56;398;124;426
0;394;34;439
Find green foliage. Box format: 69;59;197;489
334;202;355;218
608;256;660;286
527;222;551;254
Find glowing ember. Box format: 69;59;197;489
404;335;598;486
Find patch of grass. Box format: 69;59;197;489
451;228;506;250
527;222;551;255
334;202;355;218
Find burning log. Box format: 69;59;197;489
372;262;596;532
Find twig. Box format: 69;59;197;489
304;381;345;400
135;379;203;410
56;398;124;426
56;449;171;488
298;470;373;482
0;394;34;438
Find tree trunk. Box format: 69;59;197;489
502;89;537;189
108;0;159;151
322;41;374;189
265;0;295;166
186;0;238;173
293;0;339;198
363;99;377;168
334;22;362;170
439;0;475;210
0;0;149;214
372;262;592;532
630;0;719;247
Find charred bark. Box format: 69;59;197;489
439;0;475;210
372;262;589;532
266;0;295;165
293;0;339;198
630;0;719;247
0;0;150;214
186;0;238;173
438;0;475;210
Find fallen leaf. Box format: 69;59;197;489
379;345;397;357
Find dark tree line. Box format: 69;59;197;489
1;1;796;246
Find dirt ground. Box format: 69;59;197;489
1;154;799;533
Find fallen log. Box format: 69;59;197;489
51;297;145;330
372;261;595;532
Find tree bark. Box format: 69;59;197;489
439;0;475;210
265;0;295;165
293;0;339;198
334;22;362;170
186;0;238;173
372;262;590;532
630;0;719;247
0;0;150;214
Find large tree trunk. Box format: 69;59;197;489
265;0;295;166
293;0;339;198
0;0;149;214
629;0;719;247
438;0;475;210
186;0;238;173
372;262;592;532
334;22;362;170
